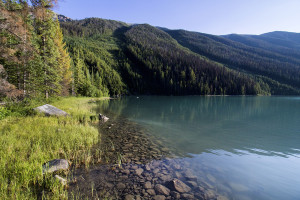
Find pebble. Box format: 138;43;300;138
135;168;144;176
153;195;166;200
229;182;249;192
144;181;152;189
116;182;126;190
217;195;230;200
170;191;181;199
204;189;216;199
124;194;135;200
147;189;156;195
181;193;194;199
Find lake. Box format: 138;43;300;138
100;96;300;200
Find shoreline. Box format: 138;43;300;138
68;105;227;200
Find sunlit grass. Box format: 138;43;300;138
0;97;106;199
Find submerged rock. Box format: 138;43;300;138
42;159;69;174
169;179;191;193
124;194;135;200
204;189;216;199
135;168;144;176
153;195;166;200
170;191;181;199
147;189;156;195
34;104;68;116
144;181;152;189
154;184;170;196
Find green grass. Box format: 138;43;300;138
0;97;107;200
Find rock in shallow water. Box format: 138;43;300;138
147;189;156;195
170;191;181;199
153;195;166;200
135;168;144;176
124;194;135;200
154;184;170;196
42;159;69;174
98;113;109;122
169;179;191;193
144;181;152;189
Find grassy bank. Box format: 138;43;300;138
0;97;107;200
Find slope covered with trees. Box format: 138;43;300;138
61;19;272;95
166;29;300;94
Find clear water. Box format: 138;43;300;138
102;96;300;200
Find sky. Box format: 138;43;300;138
53;0;300;35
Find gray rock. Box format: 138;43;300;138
117;182;126;190
155;184;170;196
186;181;198;188
170;191;181;199
229;182;249;192
136;168;144;176
185;175;197;182
207;174;216;183
42;159;69;174
124;194;135;200
54;175;67;185
204;189;216;199
147;189;156;195
181;193;194;199
169;179;191;193
135;195;142;200
98;113;109;122
144;181;152;189
154;195;166;200
217;195;230;200
145;165;151;171
34;104;68;116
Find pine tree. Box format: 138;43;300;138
54;19;72;96
32;1;61;98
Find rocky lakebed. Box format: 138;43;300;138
68;115;231;200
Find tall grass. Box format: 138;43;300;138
0;97;106;199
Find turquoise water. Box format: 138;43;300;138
103;96;300;200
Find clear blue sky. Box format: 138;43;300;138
54;0;300;35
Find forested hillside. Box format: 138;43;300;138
61;18;275;95
166;30;300;94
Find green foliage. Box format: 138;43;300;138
0;107;11;120
63;33;126;97
0;2;73;99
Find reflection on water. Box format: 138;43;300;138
100;96;300;200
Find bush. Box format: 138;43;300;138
0;106;11;120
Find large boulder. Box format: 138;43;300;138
42;159;69;174
34;104;68;116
